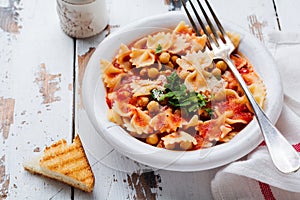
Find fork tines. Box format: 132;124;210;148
181;0;230;49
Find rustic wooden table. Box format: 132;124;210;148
1;0;300;199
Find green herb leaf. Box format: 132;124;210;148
205;108;214;118
155;44;163;54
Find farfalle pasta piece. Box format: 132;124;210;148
116;44;132;71
247;79;266;110
182;51;213;71
100;59;124;89
197;114;226;142
146;32;172;50
150;108;181;133
132;37;148;49
117;44;131;63
168;34;189;54
130;48;155;68
223;89;253;124
130;75;167;97
107;109;123;125
220;124;233;139
176;58;196;79
188;35;207;52
161;131;197;150
124;108;152;135
184;70;209;93
182;115;199;129
177;51;221;92
173;21;194;35
227;32;240;48
111;100;134;117
230;54;249;71
219;131;238;143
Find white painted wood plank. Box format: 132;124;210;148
107;0;169;28
0;0;19;197
0;0;74;199
211;0;279;41
274;0;300;32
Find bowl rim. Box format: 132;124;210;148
82;11;283;171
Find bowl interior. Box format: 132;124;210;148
82;11;283;171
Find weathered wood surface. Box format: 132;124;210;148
0;0;299;199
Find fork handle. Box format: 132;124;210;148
223;56;300;173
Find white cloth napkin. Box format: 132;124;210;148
211;32;300;200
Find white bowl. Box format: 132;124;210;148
82;11;283;171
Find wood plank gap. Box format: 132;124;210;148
272;0;281;30
72;37;77;141
71;187;74;200
71;37;77;200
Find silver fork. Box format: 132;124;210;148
181;0;300;173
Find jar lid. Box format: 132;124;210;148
62;0;95;5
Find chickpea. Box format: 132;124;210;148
167;61;174;68
146;134;159;145
147;101;160;113
137;97;149;107
165;143;176;150
159;52;170;64
139;68;147;76
212;68;221;78
206;63;215;71
214;91;226;101
171;55;179;64
180;141;193;150
147;67;159;79
215;60;227;71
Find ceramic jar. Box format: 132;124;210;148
56;0;109;38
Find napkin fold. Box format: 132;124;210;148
211;32;300;199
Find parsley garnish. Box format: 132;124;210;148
151;72;213;115
205;108;214;118
155;44;163;54
151;88;164;100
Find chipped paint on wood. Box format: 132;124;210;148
0;155;10;199
164;0;183;11
68;83;73;91
35;63;61;104
248;15;267;42
127;171;161;200
104;24;120;37
0;0;22;33
33;147;40;152
77;47;95;108
0;97;15;139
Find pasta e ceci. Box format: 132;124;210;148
100;21;266;151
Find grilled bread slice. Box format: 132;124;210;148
23;134;95;192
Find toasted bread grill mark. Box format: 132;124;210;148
43;155;85;173
41;149;84;169
42;140;79;160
